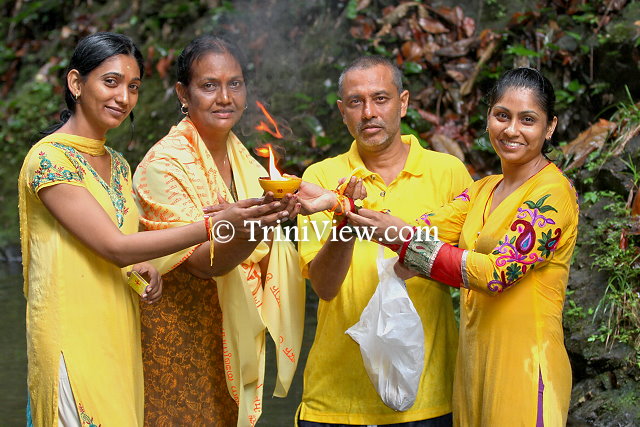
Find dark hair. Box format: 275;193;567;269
486;67;556;154
338;55;403;97
176;34;248;87
43;32;145;135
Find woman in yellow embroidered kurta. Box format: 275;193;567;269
349;68;579;426
19;33;239;427
427;164;577;426
133;35;304;427
21;134;145;426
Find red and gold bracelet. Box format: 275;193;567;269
335;196;356;230
204;215;212;239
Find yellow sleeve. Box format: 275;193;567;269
465;183;578;295
415;159;473;245
297;164;334;278
24;143;85;198
416;187;472;245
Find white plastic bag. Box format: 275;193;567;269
345;246;425;411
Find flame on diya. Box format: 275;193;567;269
253;100;301;198
255;145;301;197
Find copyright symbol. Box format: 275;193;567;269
211;220;235;243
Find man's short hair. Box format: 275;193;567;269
338;55;404;97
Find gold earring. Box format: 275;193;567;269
75;92;80;101
181;104;188;115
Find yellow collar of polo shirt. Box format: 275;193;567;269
346;134;427;178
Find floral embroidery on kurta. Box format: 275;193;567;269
29;151;83;191
488;194;562;293
78;402;101;427
52;143;130;228
454;188;470;201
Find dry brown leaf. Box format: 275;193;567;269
401;41;423;61
609;0;627;12
631;190;640;216
433;6;459;26
435;37;477;57
381;2;419;26
156;53;174;79
60;26;73;39
462;17;476;38
423;39;441;51
34;57;60;83
561;118;617;170
461;39;497;96
374;22;392;39
453;6;464;27
612;122;640;156
429;133;466;161
446;69;466;82
620;230;628;250
417;108;440;125
418;16;449;34
352;16;375;39
356;0;371;11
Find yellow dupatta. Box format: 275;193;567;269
133;119;304;426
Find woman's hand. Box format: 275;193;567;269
202;193;295;239
296;181;338;215
295;176;367;216
346;208;413;245
394;261;420;281
131;262;163;304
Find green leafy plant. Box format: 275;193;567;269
586;196;640;359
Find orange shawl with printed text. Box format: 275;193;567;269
133;118;304;426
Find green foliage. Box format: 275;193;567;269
505;45;540;58
484;0;507;20
0;79;61;244
577;87;640;173
565;289;586;321
586;196;640;358
556;80;586;112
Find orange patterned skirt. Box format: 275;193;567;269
140;264;237;426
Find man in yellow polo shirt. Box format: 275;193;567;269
297;56;472;426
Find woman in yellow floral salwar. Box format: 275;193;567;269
19;32;290;427
348;68;578;426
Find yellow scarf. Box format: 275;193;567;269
19;133;107;296
133;119;304;426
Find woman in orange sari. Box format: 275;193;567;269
348;68;578;426
133;35;313;426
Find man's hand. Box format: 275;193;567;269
346;208;412;245
394;261;420;281
337;176;367;201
